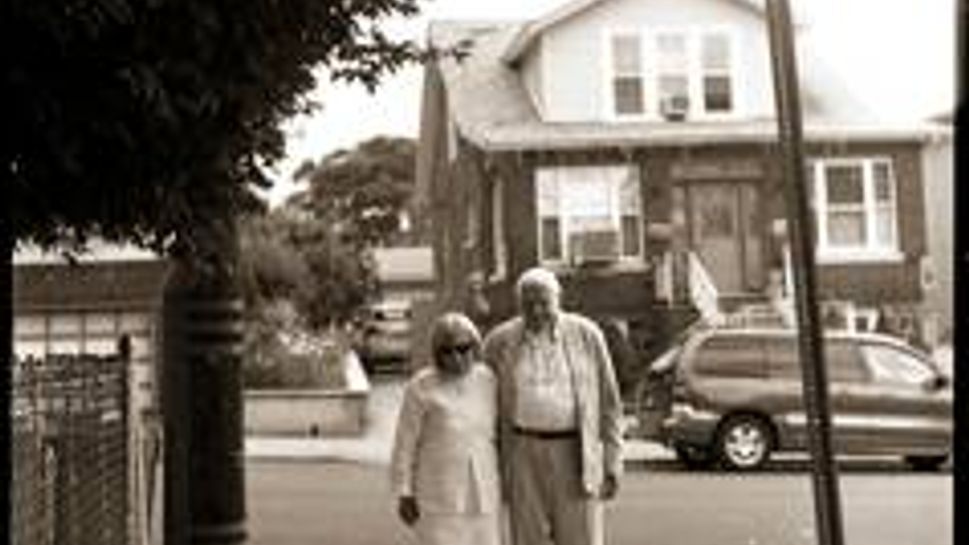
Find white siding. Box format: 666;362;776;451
520;39;546;117
538;0;775;122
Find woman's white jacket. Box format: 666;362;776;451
389;363;501;514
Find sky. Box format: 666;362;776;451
260;0;956;206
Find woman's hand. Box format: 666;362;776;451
397;496;420;526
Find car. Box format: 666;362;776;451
354;300;413;372
637;327;952;471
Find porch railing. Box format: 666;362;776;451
686;252;724;326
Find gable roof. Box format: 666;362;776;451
428;20;539;144
501;0;766;64
427;20;941;154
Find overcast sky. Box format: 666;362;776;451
261;0;956;206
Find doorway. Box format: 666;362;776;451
685;181;765;294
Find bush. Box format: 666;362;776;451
243;331;349;390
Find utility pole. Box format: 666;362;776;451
764;2;845;545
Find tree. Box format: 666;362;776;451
5;0;424;260
2;1;427;542
238;207;378;333
289;136;424;246
238;210;311;306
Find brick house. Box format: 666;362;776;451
415;0;948;390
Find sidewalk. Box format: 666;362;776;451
244;376;674;465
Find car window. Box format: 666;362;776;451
764;337;799;378
861;343;936;386
824;340;868;383
693;335;766;378
765;337;867;383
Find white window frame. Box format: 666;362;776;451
604;28;649;119
535;165;644;268
810;156;903;263
491;176;507;281
603;25;739;121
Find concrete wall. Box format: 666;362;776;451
245;352;370;436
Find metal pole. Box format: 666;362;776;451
764;2;845;545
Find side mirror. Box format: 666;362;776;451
921;373;949;392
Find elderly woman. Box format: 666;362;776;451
390;312;502;545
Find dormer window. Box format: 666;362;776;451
610;34;645;115
656;33;690;116
607;27;736;119
701;33;733;112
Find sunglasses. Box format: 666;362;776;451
437;343;474;356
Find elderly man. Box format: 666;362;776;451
482;267;623;545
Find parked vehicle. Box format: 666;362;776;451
638;328;952;470
354;299;413;373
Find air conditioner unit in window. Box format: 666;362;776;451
569;230;621;265
660;95;689;121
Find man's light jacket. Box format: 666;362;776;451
482;312;624;496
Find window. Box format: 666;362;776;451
536;165;643;265
701;34;732;112
610;34;645;115
861;343;935;386
810;157;900;260
764;337;868;383
694;335;767;378
824;340;868;383
656;32;689;111
608;28;735;118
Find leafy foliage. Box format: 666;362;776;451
238;207;378;331
4;0;424;262
289;136;424;246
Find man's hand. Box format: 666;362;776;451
397;496;420;526
600;473;619;500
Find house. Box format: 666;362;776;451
13;242;169;545
415;0;948;389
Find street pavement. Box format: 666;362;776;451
244;375;675;466
246;459;953;545
243;374;953;545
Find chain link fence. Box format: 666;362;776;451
12;350;130;545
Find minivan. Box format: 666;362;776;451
638;328;952;470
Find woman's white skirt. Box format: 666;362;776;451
415;511;502;545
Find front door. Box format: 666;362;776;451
686;182;764;294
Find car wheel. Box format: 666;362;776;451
715;415;773;470
904;454;947;471
673;443;713;470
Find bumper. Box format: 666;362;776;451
661;403;721;447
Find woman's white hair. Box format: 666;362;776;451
515;267;561;299
430;312;482;356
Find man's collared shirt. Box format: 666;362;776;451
513;323;578;431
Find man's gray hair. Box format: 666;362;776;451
515;267;561;299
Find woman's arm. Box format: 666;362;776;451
389;379;425;524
